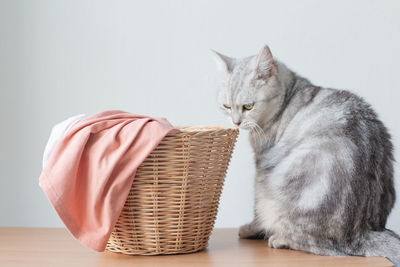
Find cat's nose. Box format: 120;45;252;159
232;114;241;126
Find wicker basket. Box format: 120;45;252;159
106;126;238;255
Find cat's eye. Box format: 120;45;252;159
243;103;254;111
223;104;231;109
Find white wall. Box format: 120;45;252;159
1;0;399;234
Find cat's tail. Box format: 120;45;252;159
357;229;400;266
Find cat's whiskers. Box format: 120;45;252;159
243;121;268;144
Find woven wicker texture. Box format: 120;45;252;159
106;126;238;255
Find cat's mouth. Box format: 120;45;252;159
234;121;252;130
236;121;268;142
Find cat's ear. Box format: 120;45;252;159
255;45;275;79
211;50;235;73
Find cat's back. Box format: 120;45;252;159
262;85;395;231
267;86;394;191
281;86;389;145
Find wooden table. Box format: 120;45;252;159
0;227;393;266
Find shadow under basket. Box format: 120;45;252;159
106;126;239;255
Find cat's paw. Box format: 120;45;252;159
268;234;290;249
239;223;262;239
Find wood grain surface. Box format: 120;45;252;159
0;227;393;266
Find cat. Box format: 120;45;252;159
213;45;400;265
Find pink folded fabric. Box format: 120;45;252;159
39;110;178;251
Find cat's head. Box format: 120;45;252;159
213;45;281;130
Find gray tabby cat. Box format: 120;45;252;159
213;45;400;265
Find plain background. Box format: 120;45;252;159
1;0;399;234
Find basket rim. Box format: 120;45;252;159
173;125;238;133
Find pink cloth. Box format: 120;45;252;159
39;110;178;251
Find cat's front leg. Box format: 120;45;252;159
267;234;290;249
239;220;266;239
